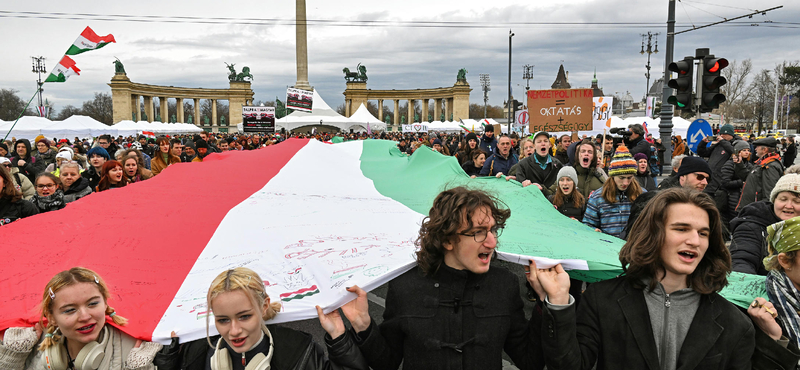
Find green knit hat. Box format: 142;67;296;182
608;145;637;177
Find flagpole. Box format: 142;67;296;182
3;87;41;142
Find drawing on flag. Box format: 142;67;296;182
65;26;116;55
0;139;766;345
592;97;613;131
44;56;81;83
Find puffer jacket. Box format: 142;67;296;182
63;176;93;203
156;325;368;370
573;164;606;198
736;153;784;212
0;197;38;227
720;158;753;221
697;136;742;194
729;200;781;276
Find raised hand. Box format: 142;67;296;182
317;306;346;339
536;263;571;305
525;260;546;301
340;285;371;333
748;297;782;341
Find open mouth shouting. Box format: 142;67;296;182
581;156;591;168
478;250;493;264
76;323;96;335
230;336;248;348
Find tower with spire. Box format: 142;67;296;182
590;68;604;97
551;64;571;89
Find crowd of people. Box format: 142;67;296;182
4;122;800;369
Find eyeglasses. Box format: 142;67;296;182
695;173;709;182
459;226;503;243
36;184;57;189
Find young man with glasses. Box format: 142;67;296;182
332;186;550;370
676;156;713;192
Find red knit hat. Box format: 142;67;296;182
608;145;637;177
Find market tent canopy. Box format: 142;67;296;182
3;117;58;142
42;115;116;139
277;90;354;132
348;103;386;132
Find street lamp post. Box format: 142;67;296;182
508;30;514;133
31;56;46;112
480;74;490;119
523;64;534;91
640;32;659;100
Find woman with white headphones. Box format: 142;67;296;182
0;267;162;370
157;267;367;370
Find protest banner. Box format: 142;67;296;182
514;109;529;129
402;124;428;133
286;87;313;112
528;89;593;132
646;96;655;118
242;106;275;133
592;97;613;131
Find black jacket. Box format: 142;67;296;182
626;136;651;159
354;264;544;370
729;200;781;276
736;154;784;212
548;192;585;220
0;197;39;226
783;142;797;167
697;137;741;194
155;325;367;370
720;158;753;222
63;176;93;203
461;161;483;177
10;139;43;184
81;166;102;191
479;134;498;156
635;171;657;191
514;155;564;197
541;276;755;370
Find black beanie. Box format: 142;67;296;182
195;139;209;149
466;132;478;143
0;143;7;153
676;156;712;178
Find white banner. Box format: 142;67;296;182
592;97;613;131
514;109;529;129
286;88;314;112
402;124;428;133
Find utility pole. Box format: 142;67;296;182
640;32;659;100
31;56;46;112
660;0;676;174
508;30;514;133
480;74;490;119
523;64;534;91
773;64;782;132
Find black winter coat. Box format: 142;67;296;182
81;166;102;191
63;176;93;203
541;277;755;370
548;192;586;220
0;197;39;226
626;136;651;159
784;142;797;167
736;154;784;212
720;158;752;221
461;161;483;177
155;325;367;370
10;139;44;184
657;172;681;190
354;264;544;370
697;137;741;194
514;155;564;197
729;200;781;275
634;171;657;191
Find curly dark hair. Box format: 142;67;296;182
416;186;510;275
620;187;730;294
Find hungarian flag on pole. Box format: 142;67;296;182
65;26;116;55
0;139;766;344
43;56;81;83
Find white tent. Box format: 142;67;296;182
348;104;386;132
42;115;115;139
4;117;57;142
276;90;353;132
112;120;147;137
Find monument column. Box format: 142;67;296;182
393;100;399;125
377;99;383;122
294;0;312;91
131;94;139;121
193;98;200;126
211;99;218;127
422;99;429;122
143;96;153;123
160;97;168;122
176;98;184;123
434;99;442;121
446;98;453;121
407;100;414;123
345;99;351;117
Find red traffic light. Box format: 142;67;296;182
705;58;728;73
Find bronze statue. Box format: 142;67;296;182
188;115;193;124
236;66;253;82
221;116;226;125
170;114;176;123
401;116;406;124
384;115;390;125
343;63;368;82
113;58;126;74
457;68;468;81
226;63;236;82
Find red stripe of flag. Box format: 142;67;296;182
0;139;310;340
59;56;80;74
280;285;319;299
80;26;116;44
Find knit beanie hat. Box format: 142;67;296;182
676;156;712;178
86;146;109;160
733;140;750;153
633;153;648;163
195;139;208;149
36;138;50;148
56;152;72;161
720;124;735;136
556;166;578;185
465;132;478;143
484;124;494;133
432;139;442;146
770;174;800;203
0;143;7;153
608;145;638;177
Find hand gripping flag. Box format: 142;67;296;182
44;56;81;83
65;26;116;56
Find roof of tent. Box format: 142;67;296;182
4;117;58;141
348;104;386;131
277;90;354;132
44;115;115;138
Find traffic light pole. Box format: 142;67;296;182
660;0;676;175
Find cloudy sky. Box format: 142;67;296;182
1;0;798;117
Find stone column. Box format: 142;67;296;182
393;100;399;125
377;99;383;122
194;98;200;127
131;94;139;121
345;99;351;117
422;99;429;122
211;99;218;126
407;100;415;123
176;98;184;123
446;98;453;121
294;0;312;91
143;96;153;123
160;97;168;122
434;99;442;122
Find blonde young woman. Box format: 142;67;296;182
157;267;367;370
0;267;162;370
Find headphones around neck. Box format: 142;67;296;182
210;326;274;370
44;326;108;370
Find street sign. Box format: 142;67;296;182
686;118;712;153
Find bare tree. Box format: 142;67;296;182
81;93;113;125
0;89;35;120
720;59;752;124
747;69;775;134
55;105;83;120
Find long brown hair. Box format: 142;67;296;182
0;165;22;202
97;160;128;191
416;187;510;275
152;136;181;167
601;174;642;203
552;178;585;209
620;188;730;294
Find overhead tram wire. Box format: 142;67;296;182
0;10;796;29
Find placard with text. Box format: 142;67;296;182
242;106;275;133
528;89;593;132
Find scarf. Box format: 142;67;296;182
30;189;65;213
755;152;781;167
161;152;169;164
766;269;800;348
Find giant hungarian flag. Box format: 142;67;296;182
0;139;764;344
43;56;81;83
65;26;116;55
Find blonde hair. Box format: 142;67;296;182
206;268;282;347
38;267;127;350
518;138;534;159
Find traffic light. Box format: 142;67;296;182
667;56;694;112
699;56;728;113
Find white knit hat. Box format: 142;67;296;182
771;174;800;203
557;166;579;185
